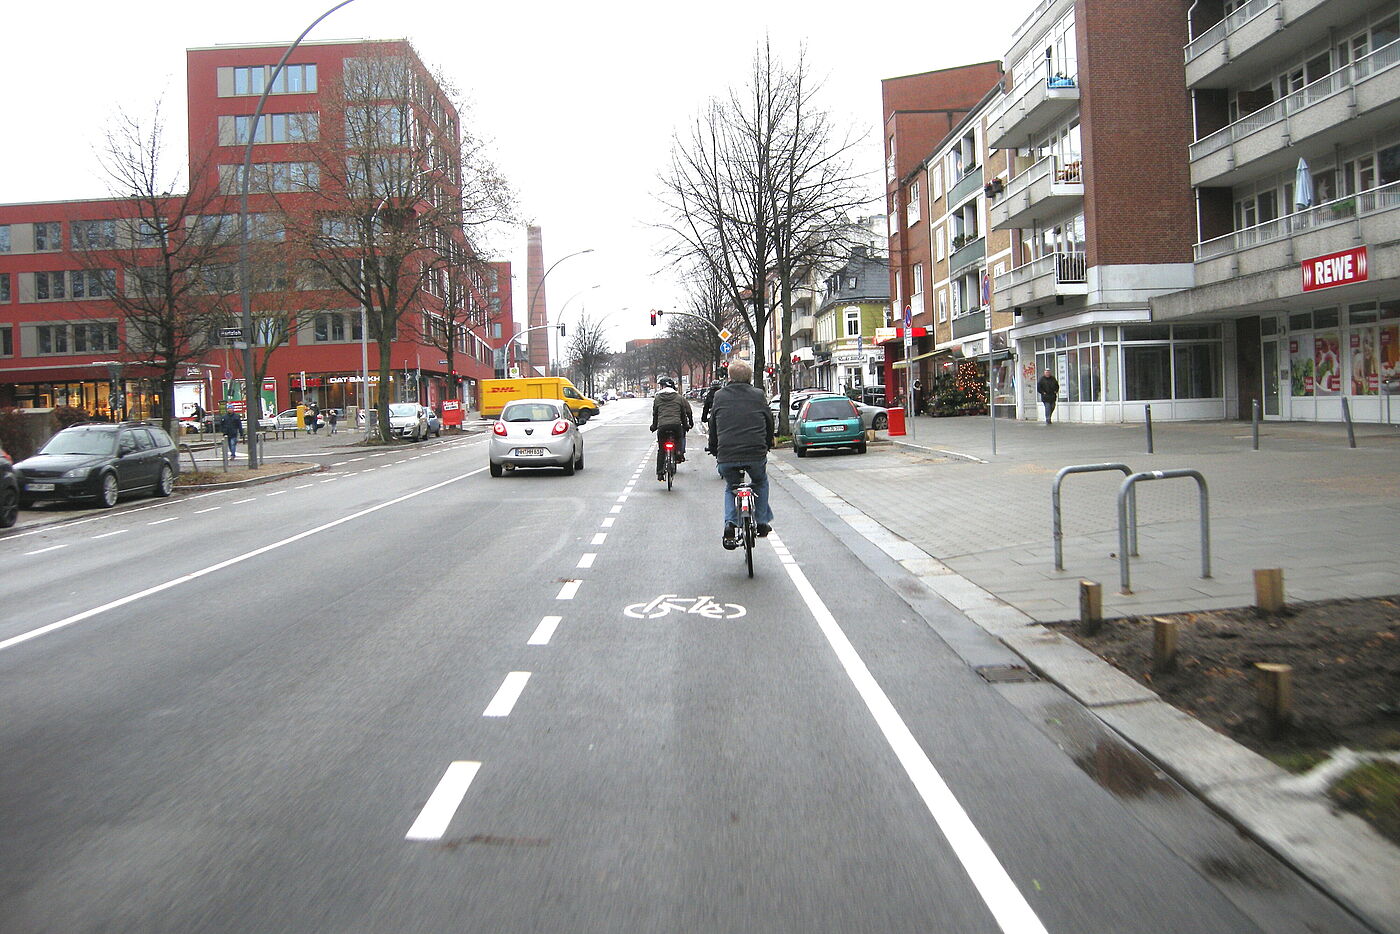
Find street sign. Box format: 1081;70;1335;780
902;305;912;329
718;328;732;342
439;359;448;365
719;340;733;354
220;327;243;340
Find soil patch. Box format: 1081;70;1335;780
1054;597;1400;842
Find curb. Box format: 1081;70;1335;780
776;460;1400;934
176;463;323;492
889;437;987;463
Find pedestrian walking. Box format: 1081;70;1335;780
309;403;321;435
327;408;338;434
1036;368;1060;425
220;409;242;459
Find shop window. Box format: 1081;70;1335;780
1289;336;1315;396
1174;343;1222;398
1289;311;1313;331
1103;345;1121;401
1122;325;1170;341
1124;346;1172;399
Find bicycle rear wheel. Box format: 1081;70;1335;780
742;516;754;577
666;451;674;491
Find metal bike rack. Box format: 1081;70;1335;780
1117;469;1211;594
1052;463;1138;570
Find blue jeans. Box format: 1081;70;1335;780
225;434;238;458
718;460;773;530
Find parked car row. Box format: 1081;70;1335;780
771;389;889;431
9;422;180;510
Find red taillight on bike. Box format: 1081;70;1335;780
551;419;570;435
492;421;507;436
664;441;675;451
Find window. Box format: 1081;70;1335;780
234;112;317;144
935;228;945;260
223;161;320;194
35;271;66;300
33;222;62;251
347;104;411;146
69;270;116;299
846;277;858;289
938;289;947;323
844;307;861;337
72;322;118;353
0;325;11;357
0;225;11;252
72;219;117;250
0;273;8;303
233;64;318;96
906;180;921;226
36;324;70;355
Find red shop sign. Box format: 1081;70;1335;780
1302;246;1368;292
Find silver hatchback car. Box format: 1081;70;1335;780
488;399;584;476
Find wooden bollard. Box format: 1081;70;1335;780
1152;618;1178;673
1254;568;1285;613
1079;580;1103;635
1255;663;1294;737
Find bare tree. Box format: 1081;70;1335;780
563;312;612;398
68;105;257;436
276;45;514;441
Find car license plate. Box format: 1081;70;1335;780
27;482;55;491
516;447;546;456
819;425;845;433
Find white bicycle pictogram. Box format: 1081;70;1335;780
624;595;747;620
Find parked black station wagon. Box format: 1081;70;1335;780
15;422;180;509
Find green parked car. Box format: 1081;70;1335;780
792;395;867;458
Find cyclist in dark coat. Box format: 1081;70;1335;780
650;378;694;480
705;360;775;547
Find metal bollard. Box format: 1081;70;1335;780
1144;404;1154;454
1251;399;1260;451
1340;396;1356;448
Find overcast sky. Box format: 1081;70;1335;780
4;0;1025;345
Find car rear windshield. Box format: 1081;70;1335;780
805;400;856;420
41;428;117;456
502;403;561;422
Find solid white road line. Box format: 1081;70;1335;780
405;761;481;841
577;553;596;569
591;533;606;545
775;536;1048;934
556;580;581;600
483;671;531;717
528;616;561;646
0;467;489;654
24;544;68;556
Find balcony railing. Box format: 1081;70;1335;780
1190;38;1400;160
1184;0;1274;63
1195;180;1400;261
1003;251;1087;288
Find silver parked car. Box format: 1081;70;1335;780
488;399;584;476
388;403;430;441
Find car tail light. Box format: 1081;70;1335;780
492;421;507;436
551;419;570;435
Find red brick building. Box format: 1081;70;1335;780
0;38;511;421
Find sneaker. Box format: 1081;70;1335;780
676;455;686;463
722;523;739;550
657;473;665;481
757;523;772;537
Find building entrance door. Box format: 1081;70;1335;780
1262;339;1280;417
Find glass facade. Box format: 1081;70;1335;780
1033;323;1224;406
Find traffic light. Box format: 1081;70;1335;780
650;310;658;326
558;322;566;337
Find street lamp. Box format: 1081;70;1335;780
550;284;599;376
525;248;593;377
238;0;359;468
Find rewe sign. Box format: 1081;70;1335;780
1302;246;1368;292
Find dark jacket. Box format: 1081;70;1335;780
220;412;242;438
700;382;723;423
707;382;774;462
650;388;694;432
1036;374;1060;402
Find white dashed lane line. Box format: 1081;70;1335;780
92;530;128;540
556;580;581;600
148;517;178;526
24;544;68;556
405;761;481;842
482;672;531;717
609;505;621;514
601;518;615;528
591;533;606;545
194;507;221;514
528;616;561;646
577;553;596;569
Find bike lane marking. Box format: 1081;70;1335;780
405;761;481;841
770;531;1048;934
528;616;562;646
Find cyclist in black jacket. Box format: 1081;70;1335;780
650;378;693;480
705;360;775;547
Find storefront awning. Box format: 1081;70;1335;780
873;327;928;345
891;350;940;369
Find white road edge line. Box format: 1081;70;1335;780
777;541;1049;934
405;761;481;841
528;615;561;645
0;467;488;654
482;671;531;717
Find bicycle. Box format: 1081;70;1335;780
731;465;757;577
663;438;677;491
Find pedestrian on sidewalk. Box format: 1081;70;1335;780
220;410;242;459
327;408;338;434
1036;369;1060;425
309;403;321;435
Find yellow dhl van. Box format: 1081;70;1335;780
480;377;602;422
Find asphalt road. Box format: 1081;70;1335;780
0;400;1372;933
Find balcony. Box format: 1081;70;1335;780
792;313;817;336
1192;181;1400;286
1184;0;1377;89
948;165;985;206
951;309;988;340
987;72;1080;150
949;236;986;276
1190;39;1400;186
989;154;1084;230
994;251;1087;309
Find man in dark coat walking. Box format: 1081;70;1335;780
1036;368;1060;425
